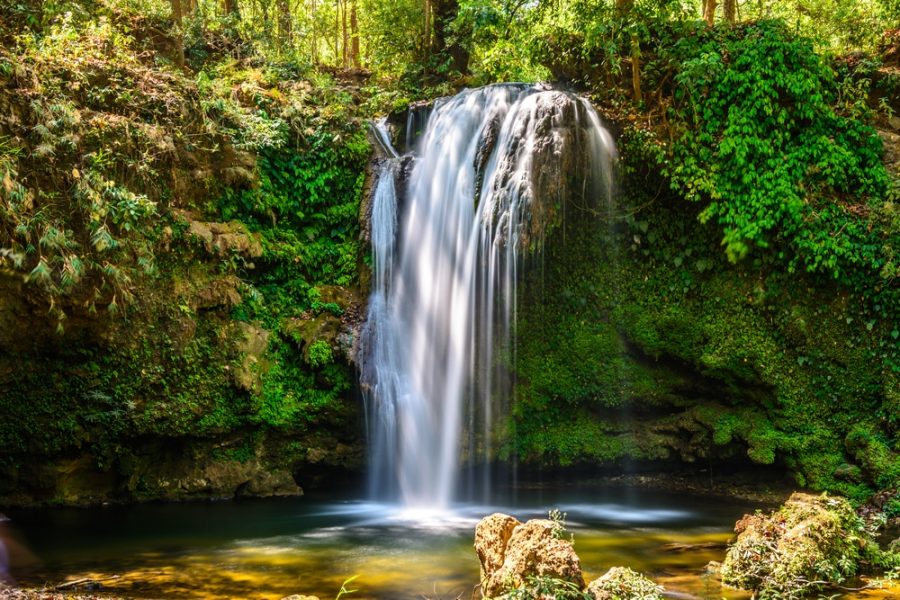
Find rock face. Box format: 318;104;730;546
475;514;585;598
721;493;873;598
586;567;663;600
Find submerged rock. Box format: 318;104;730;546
721;492;889;598
586;567;663;600
475;514;585;597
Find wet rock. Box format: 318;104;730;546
479;91;613;254
194;275;243;310
125;446;302;501
230;321;271;392
721;492;873;598
478;515;584;598
283;285;363;364
184;215;263;259
475;513;521;577
239;469;301;498
586;567;663;600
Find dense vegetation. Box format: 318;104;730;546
0;0;898;508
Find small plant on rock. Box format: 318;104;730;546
503;575;591;600
548;508;572;542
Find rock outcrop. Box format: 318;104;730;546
475;513;521;578
475;514;590;598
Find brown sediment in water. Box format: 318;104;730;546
10;528;899;600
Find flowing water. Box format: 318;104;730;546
360;84;616;508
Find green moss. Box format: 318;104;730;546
509;138;897;496
721;493;893;598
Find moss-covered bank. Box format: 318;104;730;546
0;4;369;507
507;123;899;502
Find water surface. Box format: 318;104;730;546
4;487;897;599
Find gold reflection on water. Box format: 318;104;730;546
53;530;900;600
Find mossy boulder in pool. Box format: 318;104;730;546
586;567;663;600
721;492;891;598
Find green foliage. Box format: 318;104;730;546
502;575;591;600
721;494;880;599
0;5;365;495
221;131;367;314
510;152;896;496
845;425;900;490
334;575;359;600
547;508;572;541
307;340;334;367
586;567;663;600
0;13;179;322
256;338;348;427
216;103;366;434
664;21;889;279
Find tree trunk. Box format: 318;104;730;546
342;0;349;67
222;0;239;17
703;0;716;25
724;0;736;22
630;33;642;103
423;0;431;59
430;0;468;74
335;0;340;66
350;0;360;68
311;0;318;64
278;0;293;53
170;0;185;69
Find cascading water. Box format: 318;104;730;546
361;84;616;510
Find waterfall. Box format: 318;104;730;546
361;84;615;510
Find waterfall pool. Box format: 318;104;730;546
4;486;898;599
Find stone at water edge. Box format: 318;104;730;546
475;515;585;597
585;566;663;600
475;513;521;578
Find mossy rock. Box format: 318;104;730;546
586;567;663;600
721;492;882;598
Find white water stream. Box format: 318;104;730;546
361;84;615;509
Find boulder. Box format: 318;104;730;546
721;492;871;598
475;513;521;577
586;567;662;600
184;215;263;259
476;515;584;598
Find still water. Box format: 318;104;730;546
3;486;897;599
